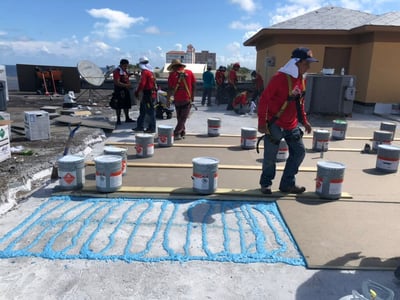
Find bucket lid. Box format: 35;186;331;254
94;155;122;163
333;120;347;124
157;125;173;129
374;130;392;135
378;144;400;151
317;160;345;169
104;146;127;153
58;155;84;163
192;156;219;165
208;117;221;121
315;129;330;133
241;127;257;131
136;133;154;138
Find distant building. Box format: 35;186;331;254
166;44;216;69
195;51;216;70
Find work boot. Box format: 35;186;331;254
279;185;306;194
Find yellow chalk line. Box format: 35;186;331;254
105;141;362;152
85;161;317;172
77;185;352;199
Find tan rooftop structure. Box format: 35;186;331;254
159;63;208;79
244;6;400;105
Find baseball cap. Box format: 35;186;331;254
291;48;318;62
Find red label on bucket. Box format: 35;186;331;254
63;172;75;184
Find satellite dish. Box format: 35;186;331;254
77;60;105;87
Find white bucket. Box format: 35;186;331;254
240;127;257;149
376;144;400;173
192;157;219;194
207;117;221;137
372;130;392;150
316;161;346;200
135;133;154;158
157;125;174;147
104;146;128;176
94;155;122;193
276;139;289;162
379;122;396;141
58;155;85;190
312;129;330;152
332;120;347;140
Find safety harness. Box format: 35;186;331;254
256;74;305;153
172;71;197;110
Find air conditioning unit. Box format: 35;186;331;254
304;75;356;115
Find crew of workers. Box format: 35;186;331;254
111;47;314;196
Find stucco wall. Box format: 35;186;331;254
366;41;400;103
254;40;400;104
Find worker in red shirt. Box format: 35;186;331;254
251;70;264;104
215;66;226;105
113;59;135;125
226;62;240;110
134;56;157;133
167;59;196;140
258;47;317;195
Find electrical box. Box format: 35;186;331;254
266;57;275;67
305;75;356;115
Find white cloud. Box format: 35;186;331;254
144;26;160;34
230;0;257;13
270;1;322;25
174;43;183;51
229;21;262;31
226;41;241;54
87;8;146;39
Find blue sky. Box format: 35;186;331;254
1;0;400;70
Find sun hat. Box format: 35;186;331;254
139;56;149;64
167;59;186;71
233;62;240;69
291;47;318;62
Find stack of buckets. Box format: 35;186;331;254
94;154;123;193
375;122;400;173
103;146;127;176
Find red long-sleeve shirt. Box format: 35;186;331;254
168;67;196;103
136;69;156;92
258;72;308;130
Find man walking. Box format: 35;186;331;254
167;59;196;140
258;47;317;195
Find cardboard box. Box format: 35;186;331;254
0;124;10;162
24;110;50;141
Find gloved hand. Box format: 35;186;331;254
258;124;268;134
304;122;312;134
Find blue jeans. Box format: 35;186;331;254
136;90;156;130
259;123;306;189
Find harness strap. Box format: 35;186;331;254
174;71;191;99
